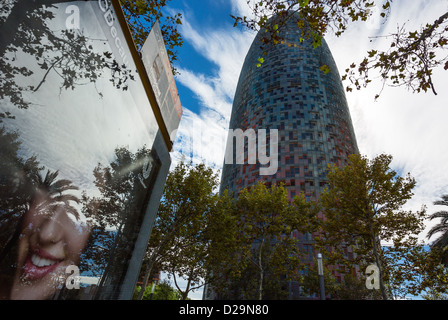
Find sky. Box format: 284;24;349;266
160;0;448;299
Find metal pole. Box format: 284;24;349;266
149;280;156;300
317;253;325;300
288;280;292;300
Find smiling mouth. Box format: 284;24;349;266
32;252;60;266
22;250;63;281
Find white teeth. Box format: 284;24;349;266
31;254;57;267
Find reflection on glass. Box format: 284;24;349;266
10;170;90;300
0;0;164;299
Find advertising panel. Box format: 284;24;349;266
141;21;183;142
0;0;173;299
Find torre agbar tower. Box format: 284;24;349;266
217;15;359;298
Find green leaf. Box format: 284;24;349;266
368;50;377;58
320;64;330;75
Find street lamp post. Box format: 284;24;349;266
317;253;325;300
149;279;157;300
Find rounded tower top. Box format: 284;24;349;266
220;15;358;200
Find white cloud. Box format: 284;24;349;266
178;15;254;105
170;8;255;173
170;107;228;175
176;67;232;121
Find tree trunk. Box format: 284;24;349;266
137;229;180;300
182;271;193;300
371;229;388;300
137;252;158;300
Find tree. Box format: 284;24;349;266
334;273;382;300
422;291;448;300
299;258;381;300
133;279;182;300
137;160;221;300
153;279;183;300
231;1;391;64
160;163;226;300
383;244;448;299
216;182;315;300
232;0;448;98
199;189;246;299
427;194;448;264
163;191;240;301
319;153;426;300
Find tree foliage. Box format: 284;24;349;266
0;127;42;252
133;279;182;300
384;244;448;299
137;160;222;300
318;153;427;299
232;0;390;61
1;0;136;111
211;182;318;300
345;11;448;98
427;194;448;261
232;0;389;43
232;0;448;98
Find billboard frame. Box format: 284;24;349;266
111;0;174;152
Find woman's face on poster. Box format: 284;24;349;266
10;192;90;300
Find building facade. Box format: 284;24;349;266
218;15;359;299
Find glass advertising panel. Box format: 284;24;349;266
0;0;168;299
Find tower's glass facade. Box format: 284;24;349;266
219;16;359;297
